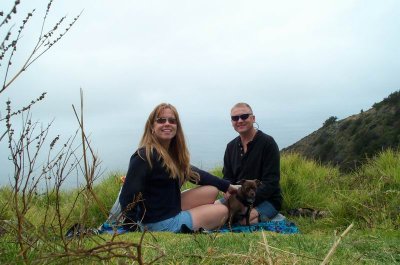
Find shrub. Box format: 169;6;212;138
323;116;337;127
339;120;351;131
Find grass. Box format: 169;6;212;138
2;226;396;264
280;152;342;211
0;150;399;264
1;224;397;264
108;228;398;264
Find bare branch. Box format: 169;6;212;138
0;0;22;27
0;92;46;122
0;4;82;94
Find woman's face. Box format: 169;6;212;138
153;108;177;148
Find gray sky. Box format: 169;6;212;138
1;0;399;187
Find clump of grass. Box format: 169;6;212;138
280;152;341;211
87;171;125;224
356;148;400;187
333;149;400;229
1;172;125;232
0;187;13;220
210;167;223;178
279;150;399;230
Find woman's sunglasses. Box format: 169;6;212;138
231;113;252;122
155;117;177;124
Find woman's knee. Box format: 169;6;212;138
200;185;218;195
181;186;219;210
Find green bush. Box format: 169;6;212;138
280;153;341;211
323;116;337;127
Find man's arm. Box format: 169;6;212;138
255;139;280;205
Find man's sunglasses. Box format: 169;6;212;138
231;113;252;122
155;117;177;124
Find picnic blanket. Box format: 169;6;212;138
95;188;300;235
98;219;299;235
210;220;299;234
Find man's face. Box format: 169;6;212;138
230;106;255;134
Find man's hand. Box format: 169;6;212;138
223;184;240;199
227;184;239;194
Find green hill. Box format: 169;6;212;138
282;90;400;171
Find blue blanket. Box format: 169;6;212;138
99;222;127;234
99;220;299;234
211;220;299;234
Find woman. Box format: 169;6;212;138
119;103;235;232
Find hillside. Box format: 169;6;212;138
282;90;400;171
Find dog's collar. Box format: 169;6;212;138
236;192;254;207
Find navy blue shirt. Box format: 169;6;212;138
223;130;282;210
120;148;230;224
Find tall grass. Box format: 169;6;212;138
1;150;399;264
2;150;399;231
335;148;400;229
279;150;399;230
1;172;125;230
280;152;341;211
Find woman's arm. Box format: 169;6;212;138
191;166;230;193
222;143;236;184
119;152;149;211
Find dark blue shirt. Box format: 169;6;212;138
120;148;230;225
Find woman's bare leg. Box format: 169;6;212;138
189;204;228;230
181;186;219;210
181;186;228;230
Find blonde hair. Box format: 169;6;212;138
139;103;199;184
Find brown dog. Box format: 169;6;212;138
224;179;261;227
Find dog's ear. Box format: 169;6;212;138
255;179;262;187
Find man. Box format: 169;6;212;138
222;102;282;224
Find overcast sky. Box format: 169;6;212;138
1;0;399;187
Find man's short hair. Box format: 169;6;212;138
231;102;253;113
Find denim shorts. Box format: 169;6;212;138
219;198;278;222
142;211;193;233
